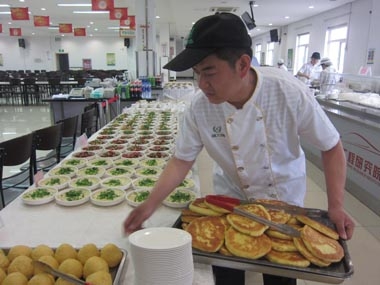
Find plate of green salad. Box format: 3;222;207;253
126;189;152;207
22;187;58;205
162;189;196;208
90;188;126;206
55;188;91;206
69;176;100;191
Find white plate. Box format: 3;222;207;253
135;167;162;178
55;188;91;206
114;158;140;168
22;187;57;205
101;177;132;190
90;188;126;206
87;158;114;169
49;166;78;178
38;175;70;190
105;166;135;178
97;150;121;160
71;150;96;159
126;189;152;207
69;176;100;191
61;158;87;169
129;227;192;249
132;177;158;190
77;166;106;178
139;158;166;168
162;189;196;209
175;178;195;190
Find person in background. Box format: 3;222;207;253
251;55;260;67
296;52;322;84
277;58;288;71
319;57;338;96
123;13;354;285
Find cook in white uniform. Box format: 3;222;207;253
319;57;338;96
296;52;322;84
124;13;354;285
277;58;288;71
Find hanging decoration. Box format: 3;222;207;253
9;28;22;36
0;24;2;33
120;16;136;30
91;0;114;11
59;24;73;33
74;28;86;37
10;7;30;20
109;7;128;20
33;15;50;27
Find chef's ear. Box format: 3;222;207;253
237;54;252;77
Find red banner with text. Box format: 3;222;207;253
109;7;128;20
59;24;73;33
120;16;136;30
9;28;22;36
10;7;29;20
34;16;50;27
74;28;86;37
91;0;114;11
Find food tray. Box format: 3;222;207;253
2;246;128;285
172;213;354;284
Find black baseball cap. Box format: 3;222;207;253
163;13;252;71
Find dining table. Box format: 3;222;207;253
0;100;215;284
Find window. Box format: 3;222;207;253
255;44;262;61
294;33;310;74
266;42;275;66
324;25;347;73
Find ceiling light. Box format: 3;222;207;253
156;16;160;19
0;4;10;7
73;11;108;14
58;4;91;7
0;12;11;15
41;8;46;11
268;23;273;26
285;16;290;19
309;6;314;9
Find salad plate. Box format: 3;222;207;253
162;189;196;208
126;189;151;207
69;176;100;191
22;187;57;205
90;188;126;206
38;175;70;190
55;188;91;206
101;177;132;190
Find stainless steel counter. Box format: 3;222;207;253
301;97;380;216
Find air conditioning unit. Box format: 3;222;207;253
209;7;238;13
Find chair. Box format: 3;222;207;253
23;77;40;105
81;107;98;138
9;78;25;105
0;133;35;208
56;115;79;158
31;123;63;173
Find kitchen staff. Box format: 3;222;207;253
123;13;354;285
296;52;322;84
319;57;338;96
277;58;288;71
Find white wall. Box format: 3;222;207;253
252;0;380;76
0;35;136;77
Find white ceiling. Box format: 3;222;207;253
0;0;354;39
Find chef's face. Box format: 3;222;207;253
193;54;243;105
311;57;319;65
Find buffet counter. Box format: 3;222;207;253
301;96;380;216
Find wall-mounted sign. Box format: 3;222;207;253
119;28;135;38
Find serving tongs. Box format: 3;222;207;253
205;195;301;237
33;260;91;285
206;195;325;217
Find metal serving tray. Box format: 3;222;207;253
2;247;128;285
173;213;354;284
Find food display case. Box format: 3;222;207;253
302;73;380;217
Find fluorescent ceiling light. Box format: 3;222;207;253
0;4;10;7
58;4;91;7
0;12;11;14
73;11;108;14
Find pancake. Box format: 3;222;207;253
218;245;234;256
226;204;270;237
181;215;200;223
189;198;223;216
296;215;339;240
186;216;226;252
293;237;331;267
287;216;302;225
181;223;189;230
267;210;291;224
181;208;204;217
225;227;272;260
266;224;302;240
269;237;298;252
265;250;310;268
301;225;344;263
204;199;231;214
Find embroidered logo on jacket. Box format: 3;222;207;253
211;126;226;138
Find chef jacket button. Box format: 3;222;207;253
256;116;263;121
263;166;269;170
268;183;273;187
237;167;244;172
232;145;239;151
260;143;265;147
270;193;276;198
243;185;249;189
227;118;233;124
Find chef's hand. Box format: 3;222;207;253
328;208;355;240
123;200;157;234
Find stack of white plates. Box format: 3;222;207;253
129;227;193;285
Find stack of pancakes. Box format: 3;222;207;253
182;198;344;268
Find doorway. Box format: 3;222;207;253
56;53;69;71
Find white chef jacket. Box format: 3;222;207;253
319;66;338;95
174;67;340;206
297;62;322;85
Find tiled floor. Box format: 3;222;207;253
1;105;380;284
